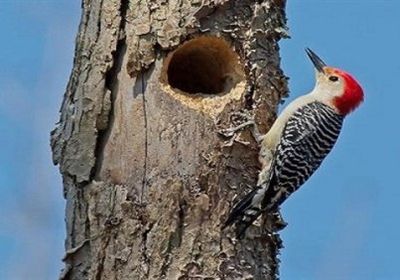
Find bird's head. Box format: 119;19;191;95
306;48;364;115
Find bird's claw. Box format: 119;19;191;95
218;120;256;138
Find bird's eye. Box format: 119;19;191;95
329;76;339;82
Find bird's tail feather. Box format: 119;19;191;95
223;187;265;238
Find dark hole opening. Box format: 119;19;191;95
166;37;243;95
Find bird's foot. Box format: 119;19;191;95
218;112;264;144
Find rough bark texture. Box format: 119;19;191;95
51;0;288;279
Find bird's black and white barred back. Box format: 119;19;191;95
224;102;344;238
262;101;344;209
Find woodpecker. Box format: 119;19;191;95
223;48;364;238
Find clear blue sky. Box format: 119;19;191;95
0;1;398;279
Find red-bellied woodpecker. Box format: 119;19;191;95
223;48;364;238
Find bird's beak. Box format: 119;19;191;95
305;48;326;74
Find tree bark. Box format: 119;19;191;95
51;0;288;279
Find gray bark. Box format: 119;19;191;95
51;0;288;279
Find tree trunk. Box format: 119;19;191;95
51;0;288;279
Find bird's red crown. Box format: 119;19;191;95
329;68;364;115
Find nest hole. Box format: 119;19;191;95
164;36;244;95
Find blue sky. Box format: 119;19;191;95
0;1;398;279
280;1;399;279
0;1;80;279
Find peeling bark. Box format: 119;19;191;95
51;0;288;279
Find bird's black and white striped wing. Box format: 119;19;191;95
262;102;344;210
223;101;344;238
